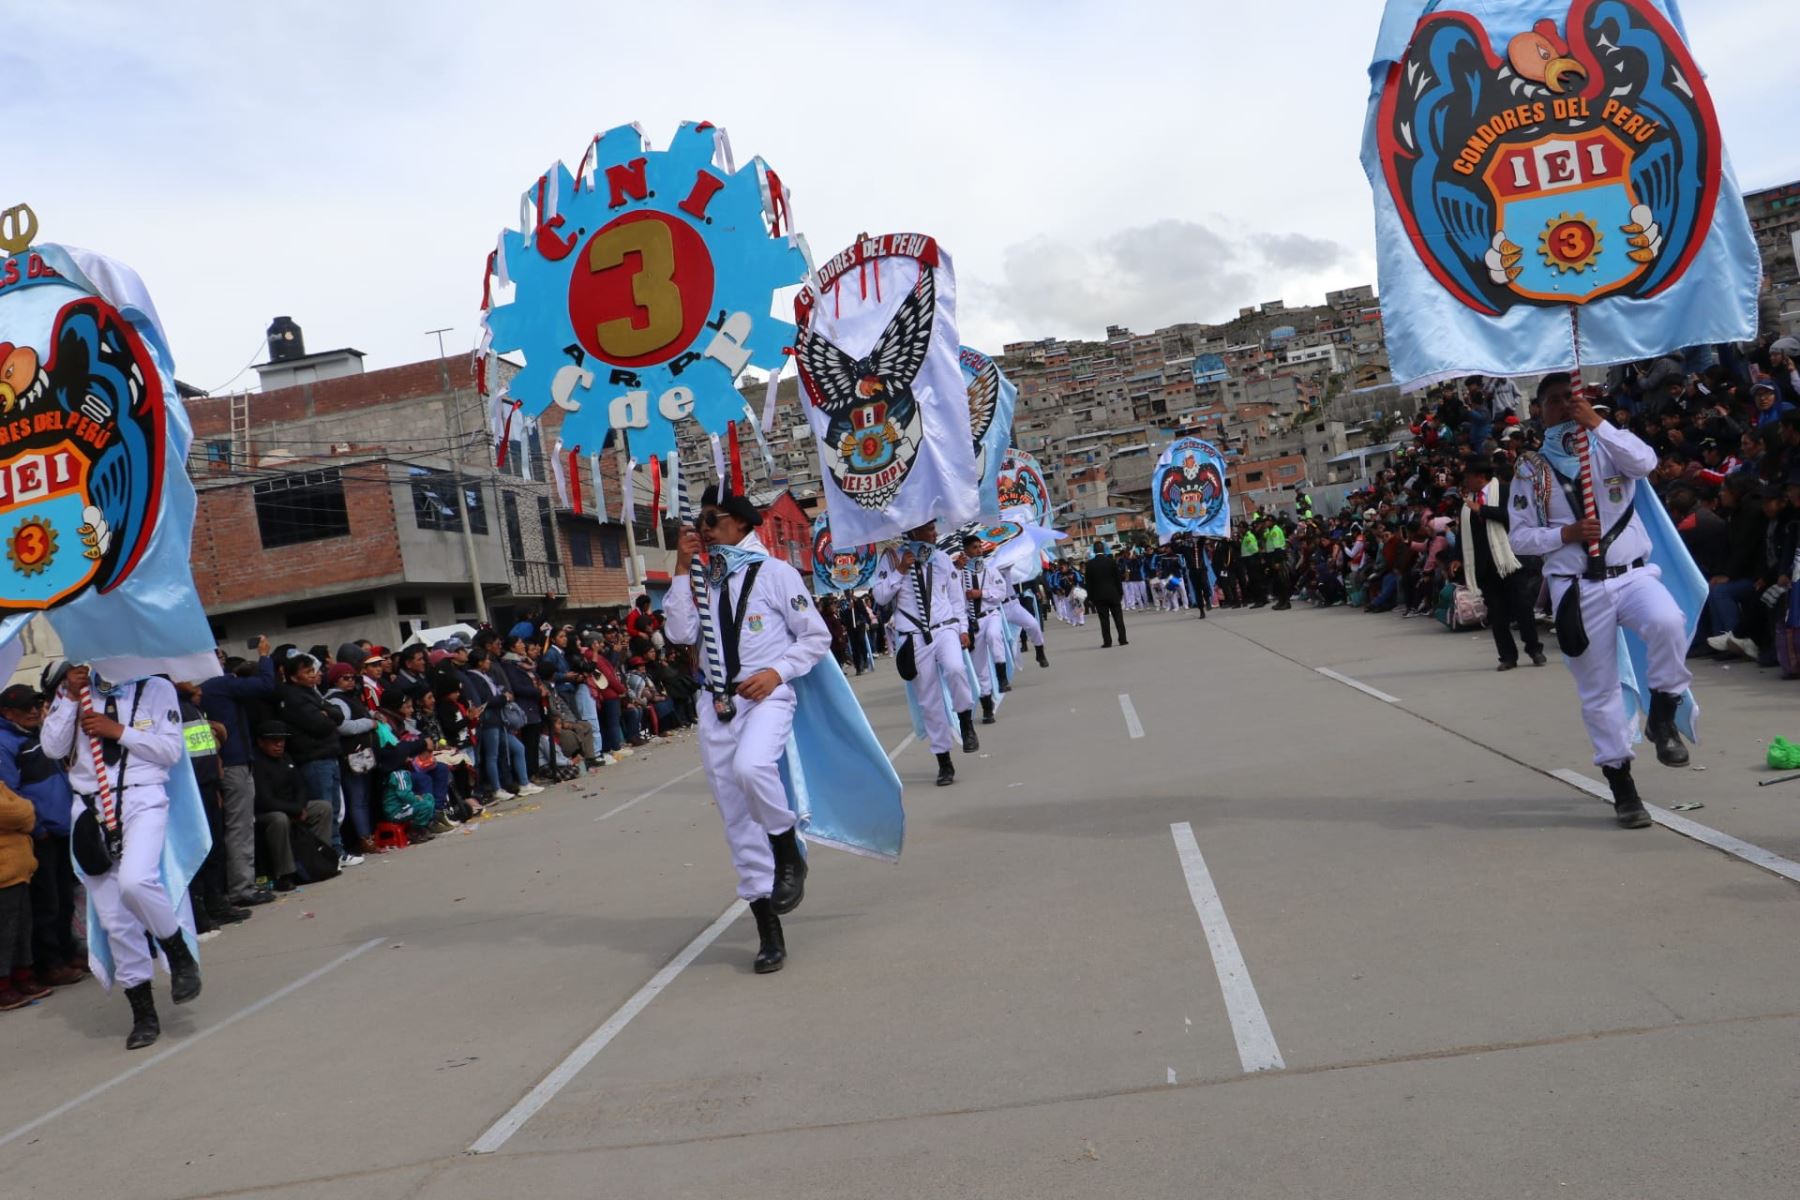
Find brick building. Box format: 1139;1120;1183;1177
185;324;648;649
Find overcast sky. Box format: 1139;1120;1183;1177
15;0;1796;390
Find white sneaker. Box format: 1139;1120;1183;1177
1706;633;1737;655
602;753;619;766
339;852;364;867
613;748;635;758
197;929;222;943
491;789;516;801
1728;634;1760;659
517;783;545;796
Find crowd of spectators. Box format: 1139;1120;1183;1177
0;609;709;1012
1208;336;1800;679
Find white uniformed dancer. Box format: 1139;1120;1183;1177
959;532;1015;714
1002;585;1051;669
664;487;829;974
873;520;978;786
1509;373;1692;828
41;666;201;1048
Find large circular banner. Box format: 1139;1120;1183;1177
479;121;807;460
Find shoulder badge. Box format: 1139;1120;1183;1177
790;593;810;612
1513;493;1528;510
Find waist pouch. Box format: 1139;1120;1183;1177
1554;580;1590;658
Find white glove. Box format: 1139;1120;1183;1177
1622;204;1663;263
1484;232;1523;285
77;504;111;560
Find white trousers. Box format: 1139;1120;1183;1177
82;786;182;988
1003;600;1044;648
907;628;974;753
1550;567;1693;768
973;612;1008;682
697;685;798;901
1124;581;1148;610
1162;580;1186;610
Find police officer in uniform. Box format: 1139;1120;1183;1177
41;667;200;1048
664;487;831;974
1509;374;1692;828
873;521;977;786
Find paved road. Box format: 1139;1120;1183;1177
5;606;1798;1198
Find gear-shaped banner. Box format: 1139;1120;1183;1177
480;122;808;461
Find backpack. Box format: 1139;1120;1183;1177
1448;585;1488;631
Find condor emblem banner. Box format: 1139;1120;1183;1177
995;448;1050;526
480;122;807;462
0;235;216;683
810;513;876;594
796;234;978;547
1152;437;1229;540
959;346;1016;518
1363;0;1759;388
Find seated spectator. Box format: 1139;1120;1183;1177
1703;473;1768;645
624;657;675;739
369;699;439;840
249;722;335;892
539;662;606;768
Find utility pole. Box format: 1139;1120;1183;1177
618;443;641;595
429;326;488;624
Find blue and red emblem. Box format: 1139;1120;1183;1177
1374;0;1721;315
0;287;163;612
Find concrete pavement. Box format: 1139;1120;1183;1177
3;604;1797;1198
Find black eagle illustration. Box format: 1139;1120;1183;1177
796;264;937;508
964;352;999;458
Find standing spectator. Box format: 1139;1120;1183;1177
1461;457;1545;670
0;685;82;986
275;654;358;867
625;596;662;655
1704;474;1768;645
391;646;433;703
200;640;277;908
1083;542;1128;648
324;663;379;856
175;681;249;932
0;778;47;1010
496;635;547;783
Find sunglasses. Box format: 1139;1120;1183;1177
702;511;723;528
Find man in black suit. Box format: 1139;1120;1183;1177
1084;542;1128;648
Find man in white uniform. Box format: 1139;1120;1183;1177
1509;373;1692;828
1003;585;1050;669
959;533;1013;717
41;666;200;1048
873;521;977;786
664;488;830;974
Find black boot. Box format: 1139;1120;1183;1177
157;933;203;1004
1019;632;1029;653
1035;645;1049;669
958;710;980;753
1645;691;1689;766
768;827;808;915
1602;764;1652;829
125;982;160;1050
996;664;1011;694
979;695;996;725
936;752;955;786
750;898;785;974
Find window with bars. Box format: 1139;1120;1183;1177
253;468;350;548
